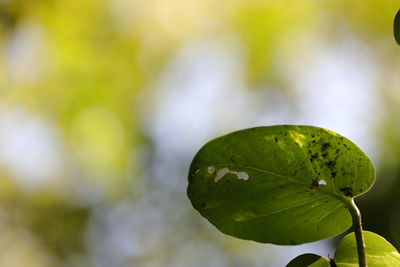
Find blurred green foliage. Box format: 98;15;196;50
0;0;399;266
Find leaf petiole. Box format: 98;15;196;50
345;199;367;267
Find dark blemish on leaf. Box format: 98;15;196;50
340;187;353;197
294;170;298;175
324;200;329;203
310;178;319;188
321;142;331;151
200;203;206;208
304;219;308;223
274;137;279;143
322;152;328;158
290;240;296;245
326;160;335;169
336;148;340;154
280;186;285;189
310;153;318;162
311;134;315;138
311;140;317;144
331;171;337;178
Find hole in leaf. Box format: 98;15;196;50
214;167;250;183
237;172;249;180
318;180;327;185
207;166;215;174
215;167;229;182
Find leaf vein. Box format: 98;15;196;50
235;196;328;222
315;203;344;224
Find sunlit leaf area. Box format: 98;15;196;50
0;1;399;266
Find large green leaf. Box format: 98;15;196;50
395;9;400;45
187;125;375;244
286;253;331;267
334;231;400;266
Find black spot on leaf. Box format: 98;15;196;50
310;179;319;188
321;143;331;151
340;187;353;197
310;153;318;162
326;161;335;169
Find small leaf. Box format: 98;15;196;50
286;253;331;267
187;126;375;244
334;231;400;266
394;9;400;45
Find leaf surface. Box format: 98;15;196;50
334;231;400;266
286;253;331;267
187;125;375;244
395;9;400;45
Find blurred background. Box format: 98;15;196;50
0;0;399;266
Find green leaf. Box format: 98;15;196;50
286;253;331;267
334;231;400;266
394;9;400;45
187;125;375;244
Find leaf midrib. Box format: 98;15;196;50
213;163;350;204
